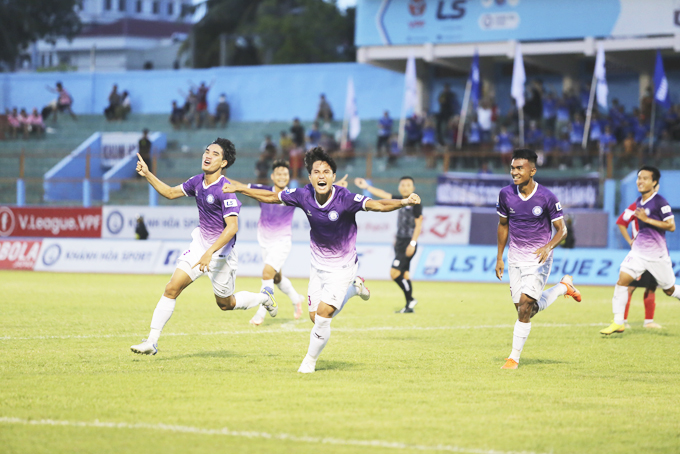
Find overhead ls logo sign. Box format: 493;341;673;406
436;0;467;19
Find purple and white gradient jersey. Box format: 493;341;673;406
182;174;241;256
248;184;295;247
497;183;564;266
279;184;370;271
631;192;673;260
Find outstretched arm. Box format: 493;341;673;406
136;153;185;199
354;177;392;199
496;215;509;280
223;182;282;204
365;193;420;213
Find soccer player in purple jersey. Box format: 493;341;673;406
223;147;421;373
600;166;680;335
228;160;306;326
130;138;277;355
495;149;582;370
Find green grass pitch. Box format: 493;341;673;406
1;270;679;454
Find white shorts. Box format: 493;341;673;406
177;242;238;299
260;241;292;273
508;258;553;305
307;262;358;312
620;252;676;290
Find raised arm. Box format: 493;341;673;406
354;177;392;199
223;182;282;204
136;153;185;199
496;215;509;280
193;216;238;273
365;193;420;212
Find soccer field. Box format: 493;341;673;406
1;271;679;454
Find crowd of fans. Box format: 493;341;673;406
104;84;131;121
169;80;230;130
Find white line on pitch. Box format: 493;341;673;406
0;416;548;454
0;322;610;341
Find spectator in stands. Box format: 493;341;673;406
135;215;149;240
525;79;543;122
105;84;120;121
169;100;184;129
405;114;422;152
190;80;214;128
138;129;152;167
437;83;456;145
18;109;30;139
290;118;305;148
307;121;321;149
179;88;197;128
316;94;334;123
116;91;131;120
28;108;45;138
255;152;271;184
376;110;393;157
569;113;584;150
260;135;277;160
477;99;493;146
45;81;76;122
633;113;649;144
215;93;230;128
542;90;557;135
526;120;543;149
7;108;20;139
622;131;638;167
640;86;654;121
555;94;571;137
557;133;572;169
421;118;437;168
599;125;616;155
478;161;492;175
387;132;401;167
543;130;557;153
495;126;513;166
319;132;338;155
279;131;294;159
467;114;481;150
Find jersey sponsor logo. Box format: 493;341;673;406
555;202;562;211
662;205;672;214
224;199;237;207
532;206;543;216
328;210;339;221
354;194;364;202
206;194;215;204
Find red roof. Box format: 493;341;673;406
80;18;191;39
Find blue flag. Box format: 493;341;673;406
469;50;480;109
654;50;670;109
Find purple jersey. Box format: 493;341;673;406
182;174;241;255
631;193;673;260
248;183;296;247
279;184;370;271
497;183;563;265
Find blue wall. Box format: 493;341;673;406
0;63;406;122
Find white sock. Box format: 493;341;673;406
148;296;176;343
277;276;301;304
612;285;628;325
332;283;359;318
671;286;680;300
509;320;531;362
253;305;267;320
234;291;267;310
644;319;654;325
261;279;274;291
537;283;566;312
306;315;332;360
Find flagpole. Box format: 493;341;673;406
518;107;525;147
582;71;598;150
457;80;472;150
649;97;656;152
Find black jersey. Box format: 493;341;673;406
391;193;423;239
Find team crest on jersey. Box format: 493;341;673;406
206;194;215;204
532;206;543;216
328;210;339;221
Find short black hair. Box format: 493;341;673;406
304;147;337;174
512;148;538;165
639;165;661;183
210;137;236;168
272;159;289;171
399;176;414;183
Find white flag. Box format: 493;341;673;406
344;77;360;140
402;54;419;116
594;42;608;109
511;42;526;109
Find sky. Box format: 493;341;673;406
336;0;357;10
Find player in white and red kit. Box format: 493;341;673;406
616;198;660;329
130;138;276;355
495;149;582;369
224;147;421;373
601;166;680;335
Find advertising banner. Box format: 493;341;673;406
0;239;43;270
436;173;599;208
34;239;161;273
0;206;102;238
413;245;680;286
101;132;142;168
356;0;678;46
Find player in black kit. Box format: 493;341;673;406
354;176;423;313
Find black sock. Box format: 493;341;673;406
404;279;414;302
393;276;408;305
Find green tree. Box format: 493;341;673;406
0;0;82;68
190;0;354;68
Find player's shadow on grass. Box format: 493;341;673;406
314;360;356;371
161;350;243;361
515;358;567;366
